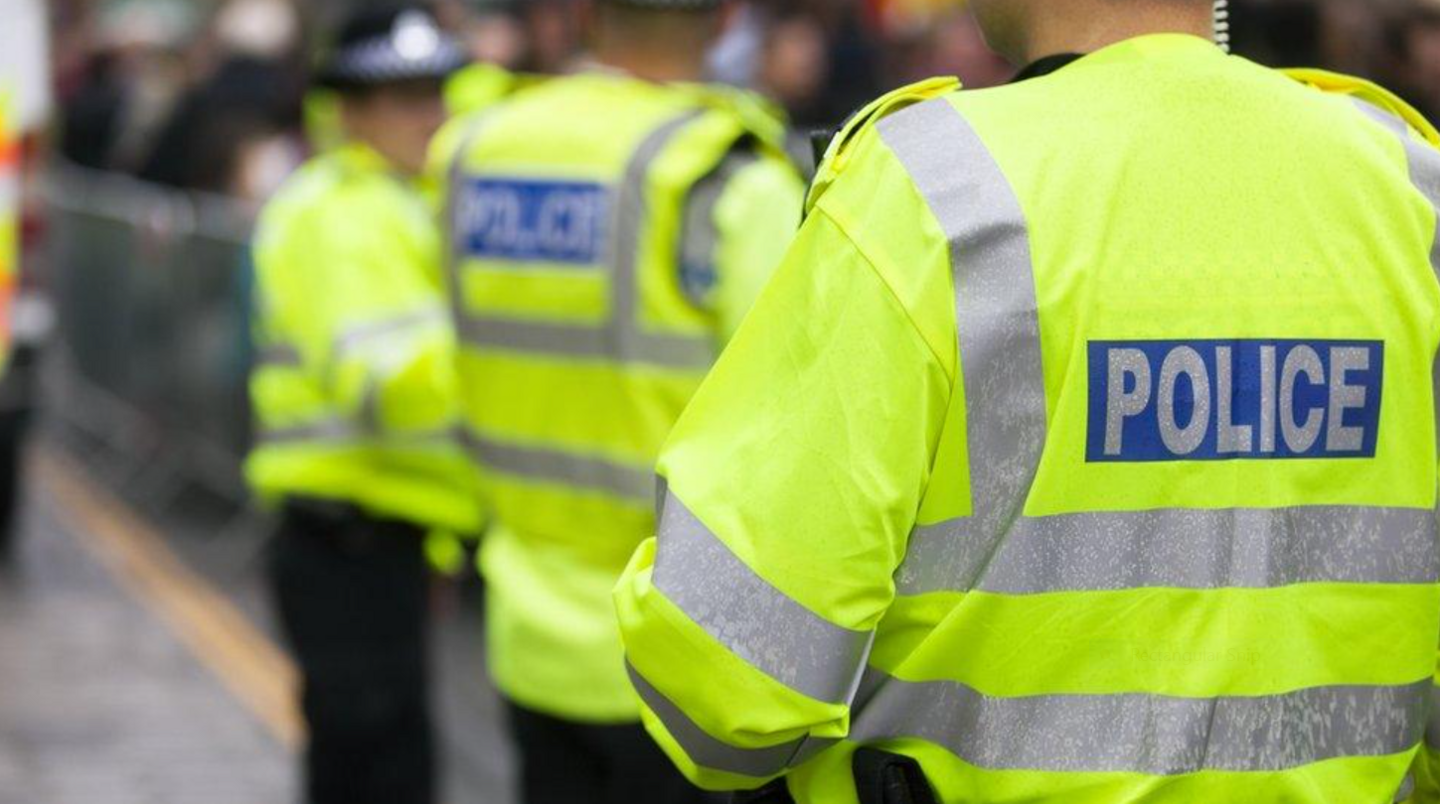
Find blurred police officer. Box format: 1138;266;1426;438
433;1;805;802
246;6;475;804
614;1;1440;803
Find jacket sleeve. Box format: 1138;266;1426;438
708;152;806;344
614;201;953;790
253;190;460;440
676;147;804;346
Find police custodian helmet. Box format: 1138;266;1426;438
317;4;469;91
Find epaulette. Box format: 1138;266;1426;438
681;83;791;157
805;77;961;214
1283;68;1440;147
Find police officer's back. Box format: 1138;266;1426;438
434;0;805;802
614;1;1440;802
246;7;473;804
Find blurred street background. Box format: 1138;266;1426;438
5;0;1440;802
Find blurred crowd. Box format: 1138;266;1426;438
47;0;1440;204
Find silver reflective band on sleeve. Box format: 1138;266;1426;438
626;662;812;778
877;98;1049;597
334;306;451;357
1426;684;1440;749
653;493;875;704
257;417;460;449
257;417;362;445
1396;773;1416;803
453;110;717;371
898;505;1440;596
464;430;654;501
256;343;303;368
851;671;1429;774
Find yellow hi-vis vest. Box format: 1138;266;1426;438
0;88;18;365
247;143;480;534
436;72;805;721
616;34;1440;802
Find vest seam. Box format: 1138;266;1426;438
812;203;956;388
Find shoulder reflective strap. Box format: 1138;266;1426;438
1351;98;1440;461
1354;98;1440;769
1350;98;1440;287
452;109;716;370
677;146;761;309
850;667;1429;775
875;97;1048;595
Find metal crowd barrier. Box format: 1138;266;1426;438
44;163;255;512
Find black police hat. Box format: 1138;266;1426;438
317;4;469;91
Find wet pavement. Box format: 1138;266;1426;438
0;446;516;804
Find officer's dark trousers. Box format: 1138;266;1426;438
269;501;434;804
507;701;720;804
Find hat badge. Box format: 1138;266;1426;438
392;11;440;61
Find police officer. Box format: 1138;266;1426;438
614;1;1440;802
433;0;805;802
247;6;475;804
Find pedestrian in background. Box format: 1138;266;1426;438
432;0;805;801
245;6;476;804
616;0;1440;802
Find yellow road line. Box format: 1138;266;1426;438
35;448;304;750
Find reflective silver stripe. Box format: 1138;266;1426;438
258;418;459;448
627;662;813;778
899;506;1439;595
1426;684;1440;750
678;149;761;308
1350;99;1440;282
878;98;1049;598
334;306;450;357
464;430;653;501
653;493;875;704
454;110;716;370
256;343;302;368
1397;773;1416;803
257;417;362;446
852;671;1429;774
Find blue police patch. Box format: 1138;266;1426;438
455;178;610;266
1086;339;1384;463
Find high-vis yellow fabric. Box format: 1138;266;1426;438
247;143;479;534
0;88;18;366
436;72;805;721
616;35;1440;802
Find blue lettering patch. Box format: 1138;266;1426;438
455;178;610;266
1086;339;1384;463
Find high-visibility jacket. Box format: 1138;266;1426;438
247;142;479;534
436;72;805;722
0;87;18;366
616;34;1440;803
